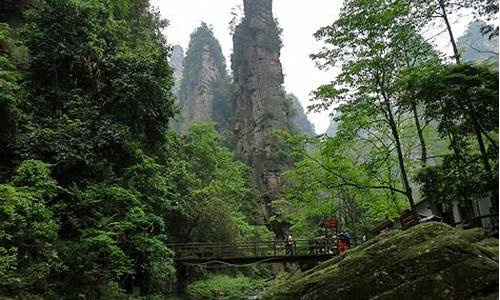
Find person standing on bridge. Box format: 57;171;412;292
338;232;347;253
344;231;352;249
284;234;294;256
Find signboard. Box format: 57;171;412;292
322;217;338;229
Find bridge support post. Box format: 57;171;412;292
175;263;189;294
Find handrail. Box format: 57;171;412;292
169;238;356;260
167;239;318;247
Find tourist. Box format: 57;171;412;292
344;231;352;248
283;235;291;256
338;232;347;252
286;234;294;256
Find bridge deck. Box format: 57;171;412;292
174;254;336;264
169;239;350;265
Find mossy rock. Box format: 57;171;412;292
263;222;498;300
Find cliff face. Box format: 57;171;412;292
232;0;291;237
325;112;341;137
458;21;499;68
325;119;338;137
178;24;231;133
170;45;184;96
180;44;218;132
168;45;184;131
287;94;315;136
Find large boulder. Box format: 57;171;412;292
264;222;498;300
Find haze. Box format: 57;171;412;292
152;0;472;133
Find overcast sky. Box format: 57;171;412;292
151;0;472;134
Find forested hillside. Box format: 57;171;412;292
0;0;498;299
0;0;268;298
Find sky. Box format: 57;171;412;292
151;0;473;134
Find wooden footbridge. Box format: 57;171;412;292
169;239;353;266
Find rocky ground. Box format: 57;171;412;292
263;222;498;300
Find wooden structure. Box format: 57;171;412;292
399;209;421;230
372;218;395;236
169;239;352;265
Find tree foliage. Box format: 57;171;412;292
165;123;270;243
279;0;498;237
414;63;499;212
310;0;444;210
0;0;266;298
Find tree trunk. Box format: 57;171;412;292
387;166;401;210
473;123;492;174
480;128;499;150
411;100;428;165
385;102;416;211
342;192;358;245
472;120;499;208
448;133;476;222
438;0;461;63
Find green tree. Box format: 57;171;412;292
311;0;441;211
0;160;59;296
0;23;26;180
165;123;269;243
415;63;499;211
1;0;179;297
278;127;408;239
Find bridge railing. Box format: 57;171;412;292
169;239;344;260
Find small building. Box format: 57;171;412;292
416;197;498;231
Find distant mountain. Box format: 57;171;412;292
169;44;184;95
457;21;498;67
287;94;315;136
325;112;341;137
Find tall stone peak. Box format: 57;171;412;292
170;45;184;71
178;23;231;133
243;0;273;24
325;118;339;137
169;44;184;97
232;0;291;237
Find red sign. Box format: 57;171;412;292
322;217;338;229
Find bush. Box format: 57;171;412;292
187;275;267;300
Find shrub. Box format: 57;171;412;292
187;275;267;300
